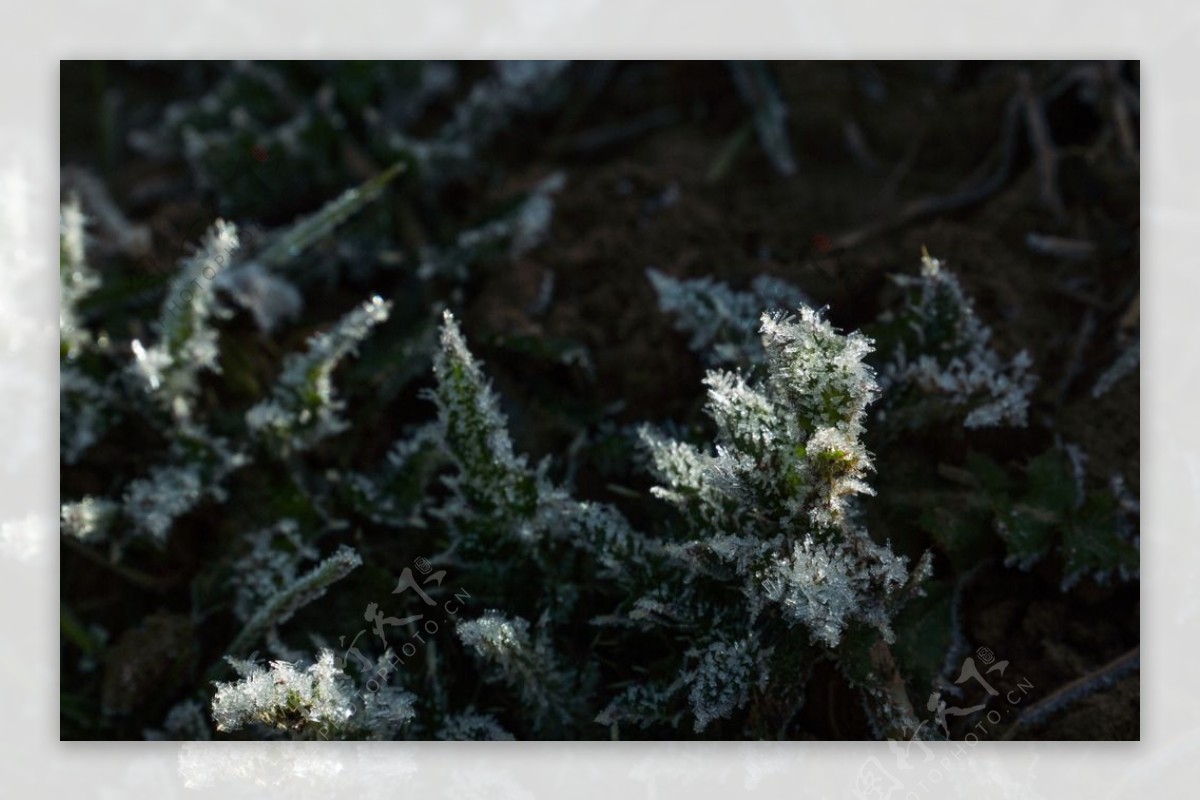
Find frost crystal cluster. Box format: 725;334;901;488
60;496;118;544
684;637;764;732
60;365;111;466
212;651;354;734
120;424;249;545
211;649;414;739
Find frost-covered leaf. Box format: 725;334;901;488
684;637;764;732
437;709;515;741
648;267;809;369
980;446;1138;587
229;519;319;624
226;544;362;659
129;220;240;421
60;196;100;360
457;611;581;730
253;162;406;272
1092;335;1138;399
246;295;392;453
727;61;797;177
874;251;1037;430
60;367;114;464
426;310;540;536
121;423;249;545
418;173;565;283
1061;484;1140;590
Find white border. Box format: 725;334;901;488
4;1;1193;797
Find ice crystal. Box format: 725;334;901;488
458;611;531;659
760;534;910;647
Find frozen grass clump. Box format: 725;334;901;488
874;250;1037;430
212;649;414;739
609;304;931;735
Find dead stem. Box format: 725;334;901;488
1000;647;1140;739
1018;70;1066;221
868;638;924;741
